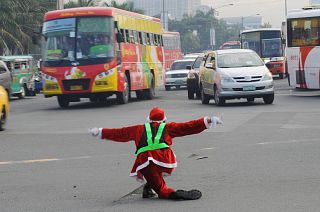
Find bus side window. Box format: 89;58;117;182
138;32;143;44
120;29;126;42
158;35;163;46
133;31;139;44
129;30;135;43
125;30;130;43
146;33;151;45
149;33;154;45
153;34;158;46
141;32;146;45
14;62;20;70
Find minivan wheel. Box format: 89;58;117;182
214;88;225;106
263;93;274;104
201;87;210;104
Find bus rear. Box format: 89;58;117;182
163;32;183;71
241;29;286;78
286;7;320;89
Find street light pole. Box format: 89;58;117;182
213;3;234;17
285;0;288;17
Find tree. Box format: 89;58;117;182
64;0;99;8
169;9;241;53
0;0;46;55
102;0;144;14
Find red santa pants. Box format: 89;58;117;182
140;162;175;199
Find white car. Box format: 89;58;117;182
199;49;274;105
165;59;195;90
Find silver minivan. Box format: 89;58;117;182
0;61;11;96
199;49;274;105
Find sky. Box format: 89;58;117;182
202;0;310;27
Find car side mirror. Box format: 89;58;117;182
205;63;215;69
186;65;192;70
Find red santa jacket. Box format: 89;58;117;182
101;117;211;177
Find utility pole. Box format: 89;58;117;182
162;0;168;31
57;0;64;10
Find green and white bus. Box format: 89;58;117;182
0;55;35;98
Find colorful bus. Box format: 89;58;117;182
240;28;286;78
286;6;320;89
219;41;241;50
0;55;35;98
163;31;183;71
41;7;165;107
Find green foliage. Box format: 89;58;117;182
168;9;241;53
0;0;47;55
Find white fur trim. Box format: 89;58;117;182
204;116;212;129
98;128;103;139
146;116;167;123
129;157;177;177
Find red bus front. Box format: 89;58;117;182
42;8;126;107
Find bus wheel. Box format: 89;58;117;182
18;84;27;99
144;74;155;100
116;75;129;104
57;96;70;108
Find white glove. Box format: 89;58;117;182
88;127;102;138
211;116;223;126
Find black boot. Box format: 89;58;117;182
168;189;202;200
142;184;156;198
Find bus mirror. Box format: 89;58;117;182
116;33;124;43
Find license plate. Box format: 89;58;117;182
175;80;185;84
70;85;83;91
243;86;255;91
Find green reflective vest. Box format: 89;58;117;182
136;123;169;155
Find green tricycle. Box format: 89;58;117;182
0;55;35;98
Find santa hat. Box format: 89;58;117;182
147;107;167;122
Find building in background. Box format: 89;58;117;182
223;16;263;30
310;0;320;4
132;0;201;20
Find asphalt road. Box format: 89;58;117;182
1;78;320;212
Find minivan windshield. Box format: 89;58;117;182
217;52;264;68
170;60;193;70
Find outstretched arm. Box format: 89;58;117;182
89;125;138;142
167;116;222;138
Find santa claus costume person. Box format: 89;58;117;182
89;107;222;200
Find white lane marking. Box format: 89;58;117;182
255;138;319;146
199;147;215;151
0;156;92;166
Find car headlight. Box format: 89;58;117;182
221;75;234;84
262;72;273;81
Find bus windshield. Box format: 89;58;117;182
261;38;283;58
43;17;114;62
